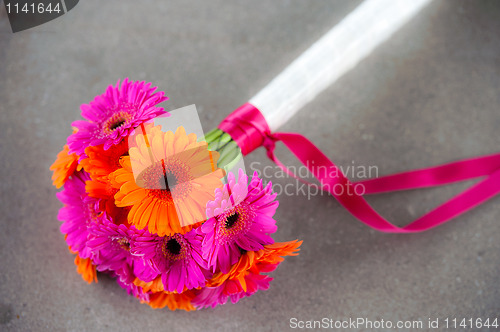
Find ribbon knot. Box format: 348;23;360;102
262;134;277;157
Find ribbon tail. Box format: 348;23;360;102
354;153;500;194
403;169;500;231
268;132;500;233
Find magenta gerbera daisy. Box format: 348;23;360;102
200;169;279;273
131;229;208;293
57;171;108;258
87;220;146;283
67;78;168;158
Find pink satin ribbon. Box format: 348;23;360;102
219;103;500;233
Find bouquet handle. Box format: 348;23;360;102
250;0;433;132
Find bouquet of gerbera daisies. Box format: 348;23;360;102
50;79;301;311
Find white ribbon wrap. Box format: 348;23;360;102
250;0;432;132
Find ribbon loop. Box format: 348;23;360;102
218;103;270;156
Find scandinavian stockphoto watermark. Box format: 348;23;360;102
249;161;379;199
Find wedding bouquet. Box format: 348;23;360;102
50;79;301;311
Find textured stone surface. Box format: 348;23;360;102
1;0;499;331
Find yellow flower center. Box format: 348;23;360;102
116;238;130;251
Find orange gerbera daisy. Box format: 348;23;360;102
85;176;131;225
133;275;200;295
81;139;131;225
110;125;225;236
50;144;81;188
207;240;302;290
144;290;197;311
85;176;117;200
134;276;197;310
80;139;129;180
134;276;165;293
74;253;98;284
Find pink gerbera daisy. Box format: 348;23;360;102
200;170;279;273
67;78;168;158
57;171;108;258
87;220;147;283
131;229;208;293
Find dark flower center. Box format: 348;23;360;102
216;202;257;245
166;238;182;255
102;110;132;135
225;212;239;229
109;119;126;130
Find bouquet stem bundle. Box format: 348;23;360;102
204;128;242;170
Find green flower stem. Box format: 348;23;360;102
202;128;242;172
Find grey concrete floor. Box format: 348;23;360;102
1;0;500;331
